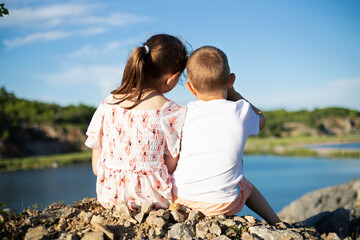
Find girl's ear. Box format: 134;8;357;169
163;73;180;93
228;73;236;89
185;81;197;96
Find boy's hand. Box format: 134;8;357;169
227;87;244;101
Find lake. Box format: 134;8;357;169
0;155;359;219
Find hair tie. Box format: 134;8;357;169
144;45;150;54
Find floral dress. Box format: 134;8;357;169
85;95;186;210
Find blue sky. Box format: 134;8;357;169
1;0;359;110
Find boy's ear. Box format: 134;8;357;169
228;73;236;89
185;81;197;96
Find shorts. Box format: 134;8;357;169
172;177;254;216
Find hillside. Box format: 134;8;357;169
0;87;359;159
0;87;95;158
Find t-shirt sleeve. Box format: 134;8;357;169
160;102;187;157
236;100;260;137
85;101;105;149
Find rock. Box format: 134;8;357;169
168;223;194;240
58;233;78;240
81;231;105;240
220;219;236;227
55;218;67;231
93;223;114;240
316;208;350;237
323;232;342;240
171;209;186;223
209;222;222;236
3;208;14;217
214;235;231;240
249;225;303;240
134;212;145;223
196;221;209;238
140;201;153;214
244;215;257;224
24;225;49;240
279;178;360;223
146;215;166;228
149;209;170;220
90;215;105;225
1;181;359;240
169;202;181;211
241;232;258;240
187;209;201;225
79;211;93;222
0;214;5;223
113;203;132;220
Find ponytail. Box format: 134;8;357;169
112;34;188;109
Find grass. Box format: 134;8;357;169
0;151;92;172
244;135;360;159
0;135;359;172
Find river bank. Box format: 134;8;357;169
1;178;359;239
245;135;360;158
0;136;359;172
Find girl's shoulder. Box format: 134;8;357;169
161;100;186;114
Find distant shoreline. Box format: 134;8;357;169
0;136;359;172
245;135;360;159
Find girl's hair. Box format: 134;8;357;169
112;34;188;109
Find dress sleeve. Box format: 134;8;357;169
85;101;106;149
160;101;187;157
236;100;260;137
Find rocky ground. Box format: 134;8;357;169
1;179;359;240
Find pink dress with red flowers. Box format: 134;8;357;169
85;95;186;210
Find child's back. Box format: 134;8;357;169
87;94;184;209
173;99;259;203
85;34;188;210
172;46;280;225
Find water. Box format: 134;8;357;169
306;142;360;150
0;155;359;218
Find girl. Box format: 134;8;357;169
85;34;188;210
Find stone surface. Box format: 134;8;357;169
81;231;104;240
167;223;194;240
24;225;49;240
1;179;359;240
249;225;303;240
279;178;360;223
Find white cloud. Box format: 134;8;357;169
1;3;151;48
66;39;138;59
0;4;96;27
3;27;108;48
0;4;150;28
3;31;71;48
36;65;124;98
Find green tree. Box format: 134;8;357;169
0;3;9;17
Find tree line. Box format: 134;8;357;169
0;87;96;143
1;86;359;144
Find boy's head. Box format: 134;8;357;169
186;46;231;94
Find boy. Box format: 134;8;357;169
172;46;281;225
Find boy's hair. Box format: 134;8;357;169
187;46;230;93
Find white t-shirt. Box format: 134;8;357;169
172;99;259;203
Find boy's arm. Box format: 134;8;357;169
227;87;266;130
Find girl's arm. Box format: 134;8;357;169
227;87;266;130
164;154;179;174
92;148;101;176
